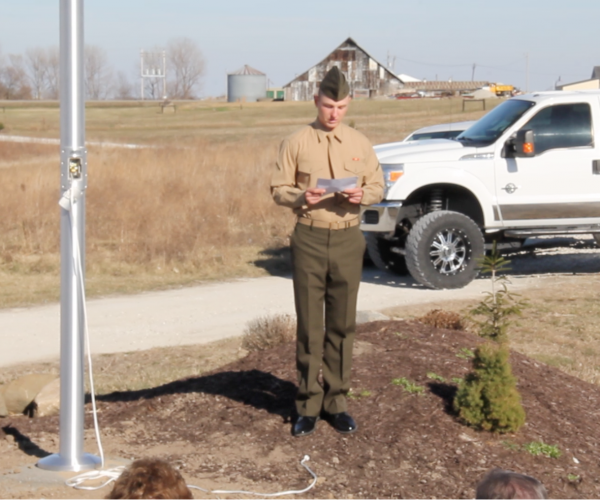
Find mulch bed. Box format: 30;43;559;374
4;320;600;498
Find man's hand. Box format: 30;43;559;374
342;187;363;204
305;188;326;206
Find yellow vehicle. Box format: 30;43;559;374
490;84;514;96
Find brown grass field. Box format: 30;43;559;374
0;97;496;307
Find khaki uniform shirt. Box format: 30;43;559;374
271;121;384;223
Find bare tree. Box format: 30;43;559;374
25;47;49;99
0;54;31;99
115;71;135;100
44;46;60;99
22;46;60;100
84;45;113;100
143;76;163;100
167;38;205;99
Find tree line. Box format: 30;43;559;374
0;37;205;100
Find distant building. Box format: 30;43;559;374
227;65;267;103
556;67;600;91
397;73;421;83
266;87;284;100
283;37;403;101
400;80;491;97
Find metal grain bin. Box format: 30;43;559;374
227;65;267;103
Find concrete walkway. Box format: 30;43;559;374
0;268;549;368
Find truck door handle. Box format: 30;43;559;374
501;183;518;194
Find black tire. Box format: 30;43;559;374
364;232;409;275
405;211;484;289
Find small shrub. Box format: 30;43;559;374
241;314;296;352
523;441;561;458
426;372;446;382
392;377;425;394
454;342;525;433
348;389;371;400
453;244;526;434
419;309;465;330
0;122;4;131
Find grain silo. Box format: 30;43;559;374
227;65;267;103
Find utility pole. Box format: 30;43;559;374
386;51;396;73
140;49;167;101
37;0;100;472
471;63;476;81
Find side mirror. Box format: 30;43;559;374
513;129;535;157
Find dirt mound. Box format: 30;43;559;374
2;320;599;498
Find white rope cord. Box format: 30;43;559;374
187;455;317;497
65;455;317;496
68;188;105;469
65;465;126;490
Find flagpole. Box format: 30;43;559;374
38;0;100;472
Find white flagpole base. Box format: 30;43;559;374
37;452;101;472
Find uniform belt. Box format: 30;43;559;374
297;217;360;230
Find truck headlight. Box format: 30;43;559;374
381;163;404;196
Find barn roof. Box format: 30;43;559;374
343;37;401;82
283;37;401;88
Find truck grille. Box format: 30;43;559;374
362;210;379;225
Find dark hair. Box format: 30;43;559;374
106;458;193;499
476;469;547;499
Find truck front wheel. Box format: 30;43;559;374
364;233;408;275
405;211;484;289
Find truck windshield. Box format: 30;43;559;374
456;99;536;146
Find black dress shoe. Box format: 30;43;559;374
323;411;358;434
292;416;319;437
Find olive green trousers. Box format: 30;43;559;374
290;223;365;416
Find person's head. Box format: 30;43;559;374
106;458;193;499
314;66;351;130
476;468;548;499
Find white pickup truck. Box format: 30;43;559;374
361;90;600;289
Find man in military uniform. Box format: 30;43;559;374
271;67;384;437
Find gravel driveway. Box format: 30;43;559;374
2;236;598;368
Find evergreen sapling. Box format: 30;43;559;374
454;243;526;433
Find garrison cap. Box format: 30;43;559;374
319;66;350;101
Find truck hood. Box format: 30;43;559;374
375;139;469;164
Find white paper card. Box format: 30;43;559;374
316;176;358;195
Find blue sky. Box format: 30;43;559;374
0;0;597;97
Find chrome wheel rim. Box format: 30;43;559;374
429;228;469;275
